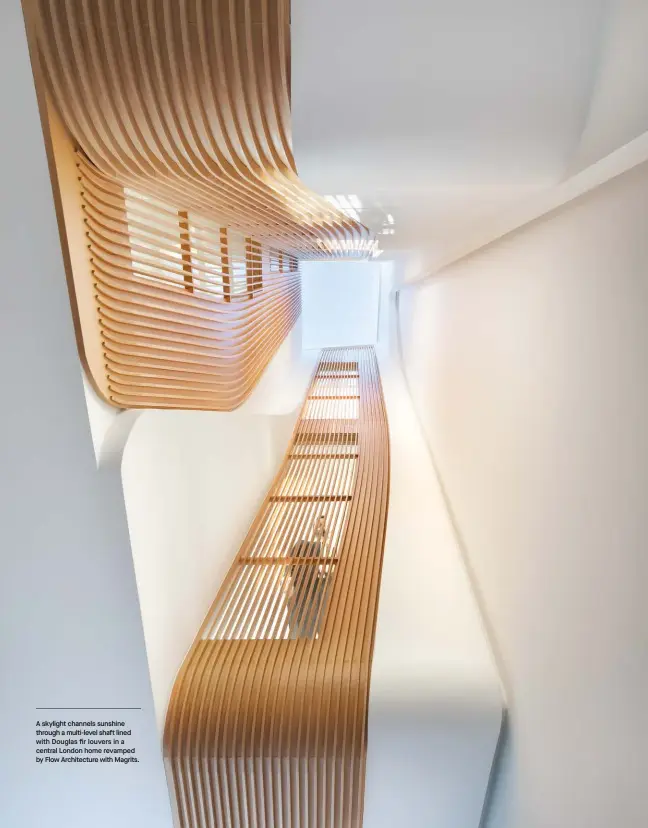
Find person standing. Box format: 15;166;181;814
285;514;331;638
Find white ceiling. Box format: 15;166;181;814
291;0;609;256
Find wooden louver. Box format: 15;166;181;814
79;152;301;408
31;0;374;259
164;347;390;827
24;0;377;410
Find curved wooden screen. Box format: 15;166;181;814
31;0;374;259
164;346;390;828
25;0;377;410
78;151;301;408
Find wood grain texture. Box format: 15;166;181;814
78;150;301;408
26;0;377;410
164;346;390;828
31;0;374;259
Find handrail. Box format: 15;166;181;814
164;346;390;827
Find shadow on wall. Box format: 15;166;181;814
80;320;315;733
121;407;291;732
396;159;648;828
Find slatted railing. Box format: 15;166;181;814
24;0;377;410
78;152;301;408
31;0;376;254
164;346;390;828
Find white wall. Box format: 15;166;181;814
122;411;289;731
569;0;648;173
365;352;503;828
301;260;381;349
0;3;173;826
398;161;648;828
82;372;120;461
120;320;312;733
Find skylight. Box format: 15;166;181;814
324;194;363;222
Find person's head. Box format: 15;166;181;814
313;514;327;541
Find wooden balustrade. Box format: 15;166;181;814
78;150;301;408
164;347;390;827
30;0;373;255
22;0;376;410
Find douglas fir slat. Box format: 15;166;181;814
30;0;374;256
164;347;390;828
24;0;377;411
